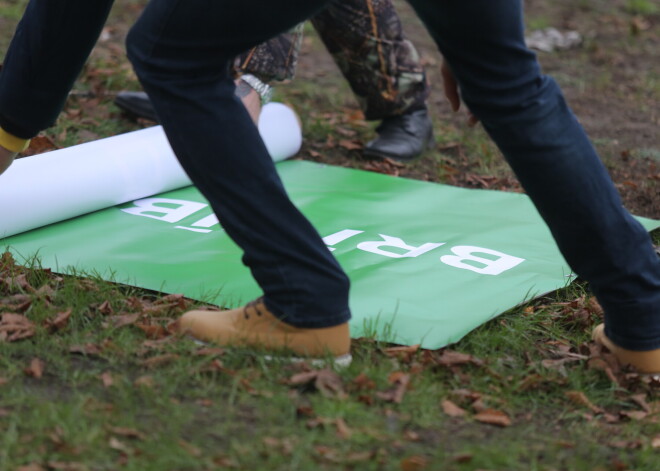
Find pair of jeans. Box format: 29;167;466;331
128;0;660;350
1;0;658;345
124;0;660;345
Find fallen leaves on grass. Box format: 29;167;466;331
376;371;410;404
435;350;484;367
288;369;347;399
140;353;179;368
306;417;352;439
21;134;59;156
338;139;362;151
0;294;33;312
362;158;405;176
382;344;420;362
45;309;72;332
0;312;35;341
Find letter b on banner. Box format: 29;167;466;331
440;246;524;275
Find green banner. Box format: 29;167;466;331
4;161;658;348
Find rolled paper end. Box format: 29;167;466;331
258;102;303;162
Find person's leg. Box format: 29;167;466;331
235;25;304;84
406;0;660;354
0;0;114;139
311;0;428;119
0;0;114;175
115;23;303;125
311;0;432;162
126;0;350;331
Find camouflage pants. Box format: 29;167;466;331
234;0;429;120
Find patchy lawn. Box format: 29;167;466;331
1;1;659;470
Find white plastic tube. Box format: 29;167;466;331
0;102;302;238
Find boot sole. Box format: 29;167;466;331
189;336;352;369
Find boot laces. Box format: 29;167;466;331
243;297;266;320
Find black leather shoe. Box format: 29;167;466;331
363;108;434;162
114;91;159;122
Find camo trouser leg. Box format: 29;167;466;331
234;0;429;120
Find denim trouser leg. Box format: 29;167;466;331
0;0;115;138
126;0;351;328
407;0;660;350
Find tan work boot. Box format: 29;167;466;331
592;324;660;375
177;298;352;367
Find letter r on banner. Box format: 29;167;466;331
440;246;525;275
121;198;207;223
357;235;444;258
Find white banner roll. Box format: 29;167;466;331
0;102;302;238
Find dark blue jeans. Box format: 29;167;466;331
1;0;658;346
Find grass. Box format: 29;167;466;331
1;0;660;470
2;254;660;470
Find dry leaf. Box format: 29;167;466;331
179;440;202;457
23;134;58;156
288;369;347;399
108;437;131;453
436;350;484;367
382;345;420;362
338;139;362;151
441;399;467;417
400;455;429;471
651;435;660;448
134;322;169;340
452;454;473;463
473;409;511;427
107;426;145;440
629;393;651;413
335;417;352;439
16;465;46;471
69;343;103;356
140;354;179;368
45;309;72;331
100;372;114;388
565;391;603;414
25;358;45;379
351;373;376;391
376;372;410;404
106;313;140;328
95;300;114;315
134;375;154;388
45;463;86;471
193;347;225;356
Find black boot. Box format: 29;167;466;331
363;108;434;162
114;91;159;122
